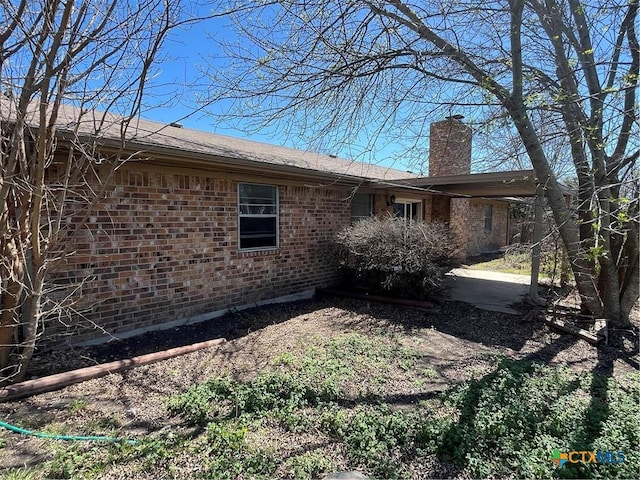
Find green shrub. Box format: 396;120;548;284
333;216;456;299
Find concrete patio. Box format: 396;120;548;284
445;268;534;315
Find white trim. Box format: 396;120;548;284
237;182;280;251
393;199;422;222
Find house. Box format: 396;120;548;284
5;105;540;348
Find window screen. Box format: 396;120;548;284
238;183;278;250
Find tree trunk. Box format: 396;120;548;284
620;259;639;323
508;108;603;317
15;290;39;383
0;240;25;382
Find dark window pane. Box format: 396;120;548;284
484;205;493;231
239;184;277;204
411;202;419;221
351;193;372;222
393;203;405;218
239;217;277;249
238;183;278;250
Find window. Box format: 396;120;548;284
484;204;493;232
351;193;373;223
393;200;421;222
238;183;278;250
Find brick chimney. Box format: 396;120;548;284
428;115;472;177
428;115;472;260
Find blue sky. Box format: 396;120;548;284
140;12;420;173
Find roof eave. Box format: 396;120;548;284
56;131;407;187
390;169;572;198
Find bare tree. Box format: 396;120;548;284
206;0;639;326
0;0;214;383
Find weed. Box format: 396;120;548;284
202;422;276;479
45;444;99;479
399;358;414;371
285;450;336;479
84;416;122;436
67;398;88;413
422;367;438;379
168;333;416;427
272;351;296;366
41;423;70;436
337;405;430;478
115;338;640;478
167;377;235;425
438;360;640;479
168;371;335;427
2;467;37;480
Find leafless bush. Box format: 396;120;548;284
333;216;456;299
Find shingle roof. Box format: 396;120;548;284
122;114;416;181
2;99;416;181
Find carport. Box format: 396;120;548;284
381;169;572;304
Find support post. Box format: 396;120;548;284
530;185;544;304
560;193;572;287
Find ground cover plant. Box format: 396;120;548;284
1;300;637;480
159;343;640;479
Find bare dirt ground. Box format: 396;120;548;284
1;294;638;475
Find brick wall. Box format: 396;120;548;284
47;165;350;347
465;200;509;256
428;116;472;177
430;196;450;223
448;198;470;259
373;192;393;217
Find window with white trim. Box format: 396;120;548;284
393;200;421;222
238;183;278;250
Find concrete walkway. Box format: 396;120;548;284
445;268;532;315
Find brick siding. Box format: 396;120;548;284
448;198;470;259
427;117;509;257
47;165;350;347
428;117;472;177
465;200;509;256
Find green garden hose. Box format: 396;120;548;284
0;419;137;444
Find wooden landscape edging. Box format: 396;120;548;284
541;316;607;345
317;287;439;312
0;337;226;402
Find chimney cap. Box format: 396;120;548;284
446;114;465;120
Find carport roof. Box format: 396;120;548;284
376;169;570;198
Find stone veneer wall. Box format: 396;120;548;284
47;165;351;347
